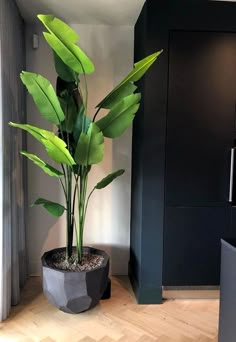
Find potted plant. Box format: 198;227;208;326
10;15;162;313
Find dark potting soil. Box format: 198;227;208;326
47;250;104;272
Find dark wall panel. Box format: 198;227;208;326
166;31;236;206
163;207;230;286
130;0;236;303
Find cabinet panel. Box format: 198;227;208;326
164;31;236;285
163;207;230;286
165;31;236;206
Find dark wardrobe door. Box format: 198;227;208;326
163;31;236;286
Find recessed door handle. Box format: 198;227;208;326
229;148;235;202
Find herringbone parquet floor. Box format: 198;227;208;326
0;277;219;342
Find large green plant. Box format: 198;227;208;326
10;15;162;262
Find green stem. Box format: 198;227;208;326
76;176;82;261
78;85;84;106
71;174;78;246
77;62;88;114
66;166;73;259
59;178;67;200
92;106;102;122
84;188;95;223
83;72;88;112
76;166;88;262
61;164;67;190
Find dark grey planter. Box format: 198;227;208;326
41;246;109;314
219;239;236;342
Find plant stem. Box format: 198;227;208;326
71;174;78;248
92;106;101;122
76;166;88;262
66;166;73;259
84;188;95;222
61;164;67;190
59;178;67;200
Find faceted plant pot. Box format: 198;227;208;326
41;246;109;314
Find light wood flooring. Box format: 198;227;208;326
0;277;219;342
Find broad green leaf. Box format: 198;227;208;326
38;15;79;43
73;107;91;143
9;122;52;143
53;52;77;82
96;93;141;138
75;123;104;166
97;51;162;109
95;169;125;189
43;33;94;75
129;51;162;82
98;83;137;110
41;137;75;165
38;15;94;74
59;91;78;133
20;72;64;125
21;151;63;177
32;198;65;217
9;122;75;166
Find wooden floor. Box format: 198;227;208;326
0;277;219;342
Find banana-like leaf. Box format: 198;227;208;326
53;52;77;82
59;91;78;133
32;198;65;217
75;123;104;166
9;122;75;166
97;83;137;110
21;151;63;177
20;71;65;125
96;51;162;109
38;15;79;43
96;93;141;138
95;169;125;189
73;107;91;143
9;122;50;142
38;15;94;75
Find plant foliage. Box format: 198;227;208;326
10;14;162;263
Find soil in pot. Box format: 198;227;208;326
47;249;104;272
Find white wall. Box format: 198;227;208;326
25;23;134;275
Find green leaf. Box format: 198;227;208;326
21;151;63;177
75;123;104;166
41;136;75;165
59;91;78;133
73;107;91;143
20;71;65;125
53;52;77;82
9;122;75;166
96;93;141;138
9;122;51;142
97;51;162;109
95;169;125;189
98;83;137;110
43;33;94;75
38;15;95;75
32;198;65;217
38;15;79;43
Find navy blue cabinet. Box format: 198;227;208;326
163;30;236;286
130;1;236;303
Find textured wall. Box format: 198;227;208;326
25;23;134;276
